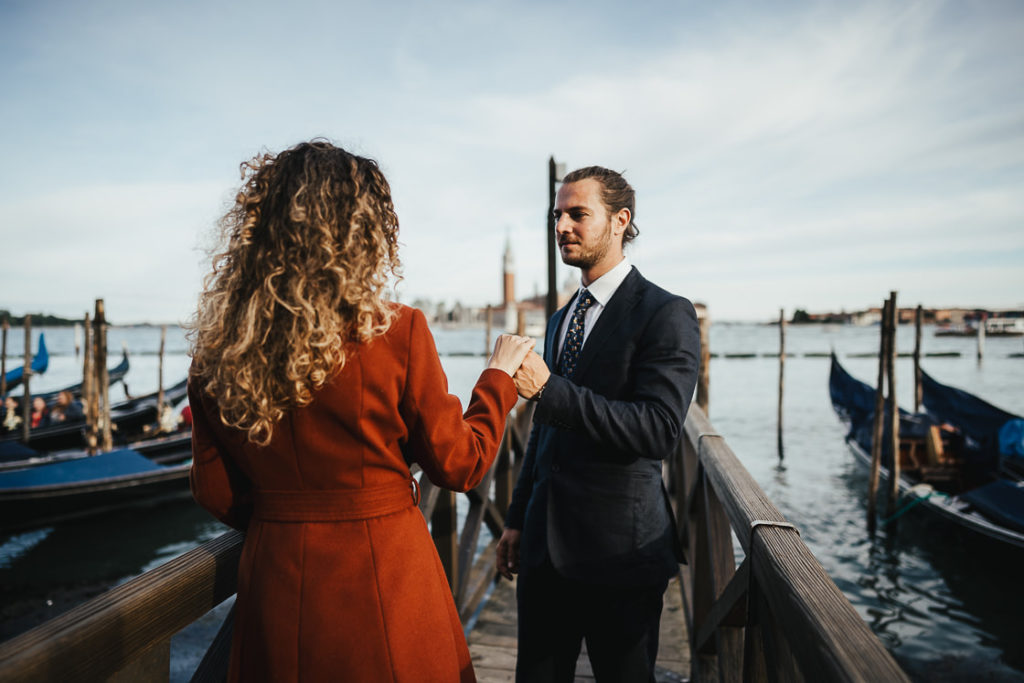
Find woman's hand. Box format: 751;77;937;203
487;335;536;377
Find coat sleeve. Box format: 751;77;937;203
188;376;253;531
400;308;520;492
533;296;700;460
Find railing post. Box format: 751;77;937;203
432;490;459;592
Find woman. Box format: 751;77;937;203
188;140;533;682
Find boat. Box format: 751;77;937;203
2;333;48;392
0;446;192;533
828;353;1024;549
37;349;131;404
921;369;1024;479
0;429;193;473
984;317;1024;337
1;350;131;416
0;378;189;455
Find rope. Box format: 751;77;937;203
879;484;949;526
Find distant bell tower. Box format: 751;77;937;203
503;235;515;306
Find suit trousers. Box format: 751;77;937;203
515;558;668;683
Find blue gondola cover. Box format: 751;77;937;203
0;449;161;489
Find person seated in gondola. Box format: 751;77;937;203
2;396;21;431
30;396;49;428
50;390;84;423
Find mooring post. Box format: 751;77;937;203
95;299;112;452
696;308;710;416
84;312;97;455
157;325;166;422
21;317;32;444
546;156;561;321
913;305;922;412
777;308;785;463
886;292;900;514
977;314;985;361
485;305;493;356
1;317;8;400
867;298;890;532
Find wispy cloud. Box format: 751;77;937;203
1;0;1021;321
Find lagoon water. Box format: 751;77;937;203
1;322;1022;681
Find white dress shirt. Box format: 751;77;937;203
556;257;632;361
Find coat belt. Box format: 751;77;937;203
253;478;420;522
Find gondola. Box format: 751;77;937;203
829;353;1024;549
36;349;131;404
0;378;189;455
0;429;192;473
2;350;130;415
2;333;48;393
0;446;193;533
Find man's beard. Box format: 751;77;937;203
560;217;613;270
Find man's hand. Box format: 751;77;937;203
513;351;551;400
496;528;522;580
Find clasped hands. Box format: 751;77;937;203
487;335;551;401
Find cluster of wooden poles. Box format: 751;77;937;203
0;299;173;455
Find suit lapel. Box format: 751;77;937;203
572;267;645;381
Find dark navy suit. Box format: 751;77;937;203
506;266;700;681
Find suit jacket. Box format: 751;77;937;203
506;267;700;586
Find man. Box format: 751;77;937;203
497;166;700;682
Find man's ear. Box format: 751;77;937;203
613;208;630;238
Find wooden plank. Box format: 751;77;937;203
0;531;243;683
189;604;235;683
749;526;908;682
693;558;748;653
468;576;690;682
432;489;459;591
684;408;787;554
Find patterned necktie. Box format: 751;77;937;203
557;289;595;380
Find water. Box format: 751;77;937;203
1;323;1021;680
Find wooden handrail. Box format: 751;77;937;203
678;405;909;681
0;531;243;682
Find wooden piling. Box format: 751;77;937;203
516;309;526;336
21;317;32;444
777;308;785;463
696;308;710;416
157;325;166;420
84;313;97;455
1;317;8;400
886;292;900;514
977;315;985;360
95;300;112;452
913;305;922;412
867;298;890;532
485;305;493;355
546;156;559;321
75;323;82;359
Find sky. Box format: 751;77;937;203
1;0;1022;323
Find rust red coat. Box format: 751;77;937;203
189;306;518;682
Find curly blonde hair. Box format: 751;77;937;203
189;140;401;445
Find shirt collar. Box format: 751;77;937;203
580;257;631;307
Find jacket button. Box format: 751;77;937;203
552;464;560;473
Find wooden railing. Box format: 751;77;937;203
669;404;909;682
0;403;534;682
0;398;908;682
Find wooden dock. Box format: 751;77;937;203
468;576;690;682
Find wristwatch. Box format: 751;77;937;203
530;381;548;402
